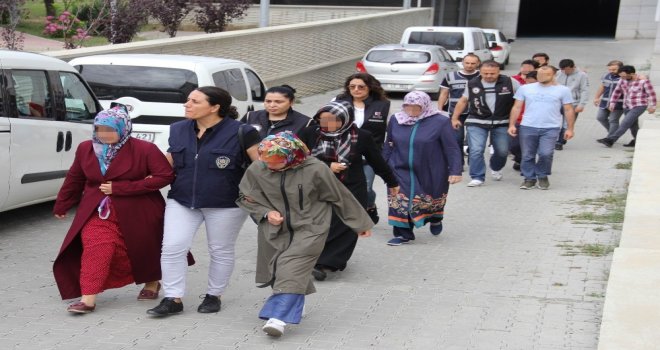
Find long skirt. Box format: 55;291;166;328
79;204;134;295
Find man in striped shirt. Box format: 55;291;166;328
597;65;656;148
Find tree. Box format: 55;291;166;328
147;0;191;38
103;0;151;44
192;0;251;33
44;0;56;17
0;0;26;50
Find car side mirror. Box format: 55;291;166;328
507;39;515;43
455;57;463;62
490;42;498;49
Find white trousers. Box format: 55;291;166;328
161;199;247;298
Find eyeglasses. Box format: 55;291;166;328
348;84;368;90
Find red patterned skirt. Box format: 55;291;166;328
79;203;134;295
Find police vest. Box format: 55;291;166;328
465;75;514;128
599;73;623;110
445;71;480;114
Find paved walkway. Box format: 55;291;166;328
0;38;655;349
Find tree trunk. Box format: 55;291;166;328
44;0;56;17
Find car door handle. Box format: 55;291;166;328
65;131;73;151
56;131;64;152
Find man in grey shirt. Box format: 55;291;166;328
555;59;589;150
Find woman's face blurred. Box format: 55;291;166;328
348;78;369;100
319;112;343;132
403;104;423;117
264;92;292;116
95;125;120;144
184;90;218;120
261;157;287;170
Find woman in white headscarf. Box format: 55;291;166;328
383;91;463;246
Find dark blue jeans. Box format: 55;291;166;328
466;126;510;181
519;125;560;180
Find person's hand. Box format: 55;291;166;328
358;230;372;238
608;105;615;112
54;214;66;219
451;118;462;130
267;211;284;225
508;125;517;137
99;181;112;195
648;107;656;114
564;129;574;140
330;162;348;173
575;106;585;113
388;186;400;196
593;99;600;107
448;175;462;184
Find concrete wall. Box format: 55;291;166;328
615;0;659;39
46;8;432;98
228;5;401;27
468;0;520;39
597;118;660;350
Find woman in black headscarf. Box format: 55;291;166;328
299;101;399;281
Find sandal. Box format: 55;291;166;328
137;282;161;301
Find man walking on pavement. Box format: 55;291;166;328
593;60;625;141
509;66;575;190
452;60;520;187
510;60;541;170
555;58;589;150
438;53;481;166
597;65;657;148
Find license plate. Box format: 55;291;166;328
133;132;155;143
386;84;409;90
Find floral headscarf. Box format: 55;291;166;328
92;106;132;175
258;131;309;172
311;101;358;165
394;91;442;125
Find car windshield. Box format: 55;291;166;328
408;32;464;50
366;50;430;64
76;65;198;103
485;33;497;41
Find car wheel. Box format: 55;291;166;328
504;55;509;65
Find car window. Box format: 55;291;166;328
366;50;431;63
213;68;247;102
485;33;496;42
439;48;454;61
77;65;198;104
11;70;51;119
59;72;98;121
472;32;485;50
434;49;446;62
499;32;508;42
246;69;265;102
408;32;464;50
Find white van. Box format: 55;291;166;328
69;54;267;151
401;26;494;65
0;50;102;213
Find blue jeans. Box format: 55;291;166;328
466;126;510;181
363;164;376;208
596;108;623;138
610;106;644;142
519;126;560;180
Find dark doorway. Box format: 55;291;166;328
517;0;620;37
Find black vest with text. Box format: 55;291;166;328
465;75;514;128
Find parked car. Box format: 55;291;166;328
482;28;514;68
400;26;493;66
70;54;267;151
0;50;102;213
356;44;460;99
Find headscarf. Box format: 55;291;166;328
92;105;132;176
394;91;441;125
258;131;309;172
311;101;358;165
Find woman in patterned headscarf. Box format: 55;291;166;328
237;132;375;337
298;101;399;281
53;105;174;313
383;91;463;246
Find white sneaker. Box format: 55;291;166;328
491;170;503;181
263;318;286;337
467;179;484;187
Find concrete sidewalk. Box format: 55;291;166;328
0;38;655;349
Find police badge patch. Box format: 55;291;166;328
216;156;231;169
472;87;481;94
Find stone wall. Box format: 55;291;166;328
615;0;658;39
46;8;433;97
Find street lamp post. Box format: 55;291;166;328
260;0;270;28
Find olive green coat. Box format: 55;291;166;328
237;157;374;295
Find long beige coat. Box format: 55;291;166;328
237;157;374;295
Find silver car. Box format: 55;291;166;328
357;44;459;98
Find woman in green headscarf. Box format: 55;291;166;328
237;131;374;337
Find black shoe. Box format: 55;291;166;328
312;267;327;281
366;207;379;224
197;294;221;313
512;162;520;171
554;144;563;150
597;138;614;148
623;139;636;147
147;297;183;317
